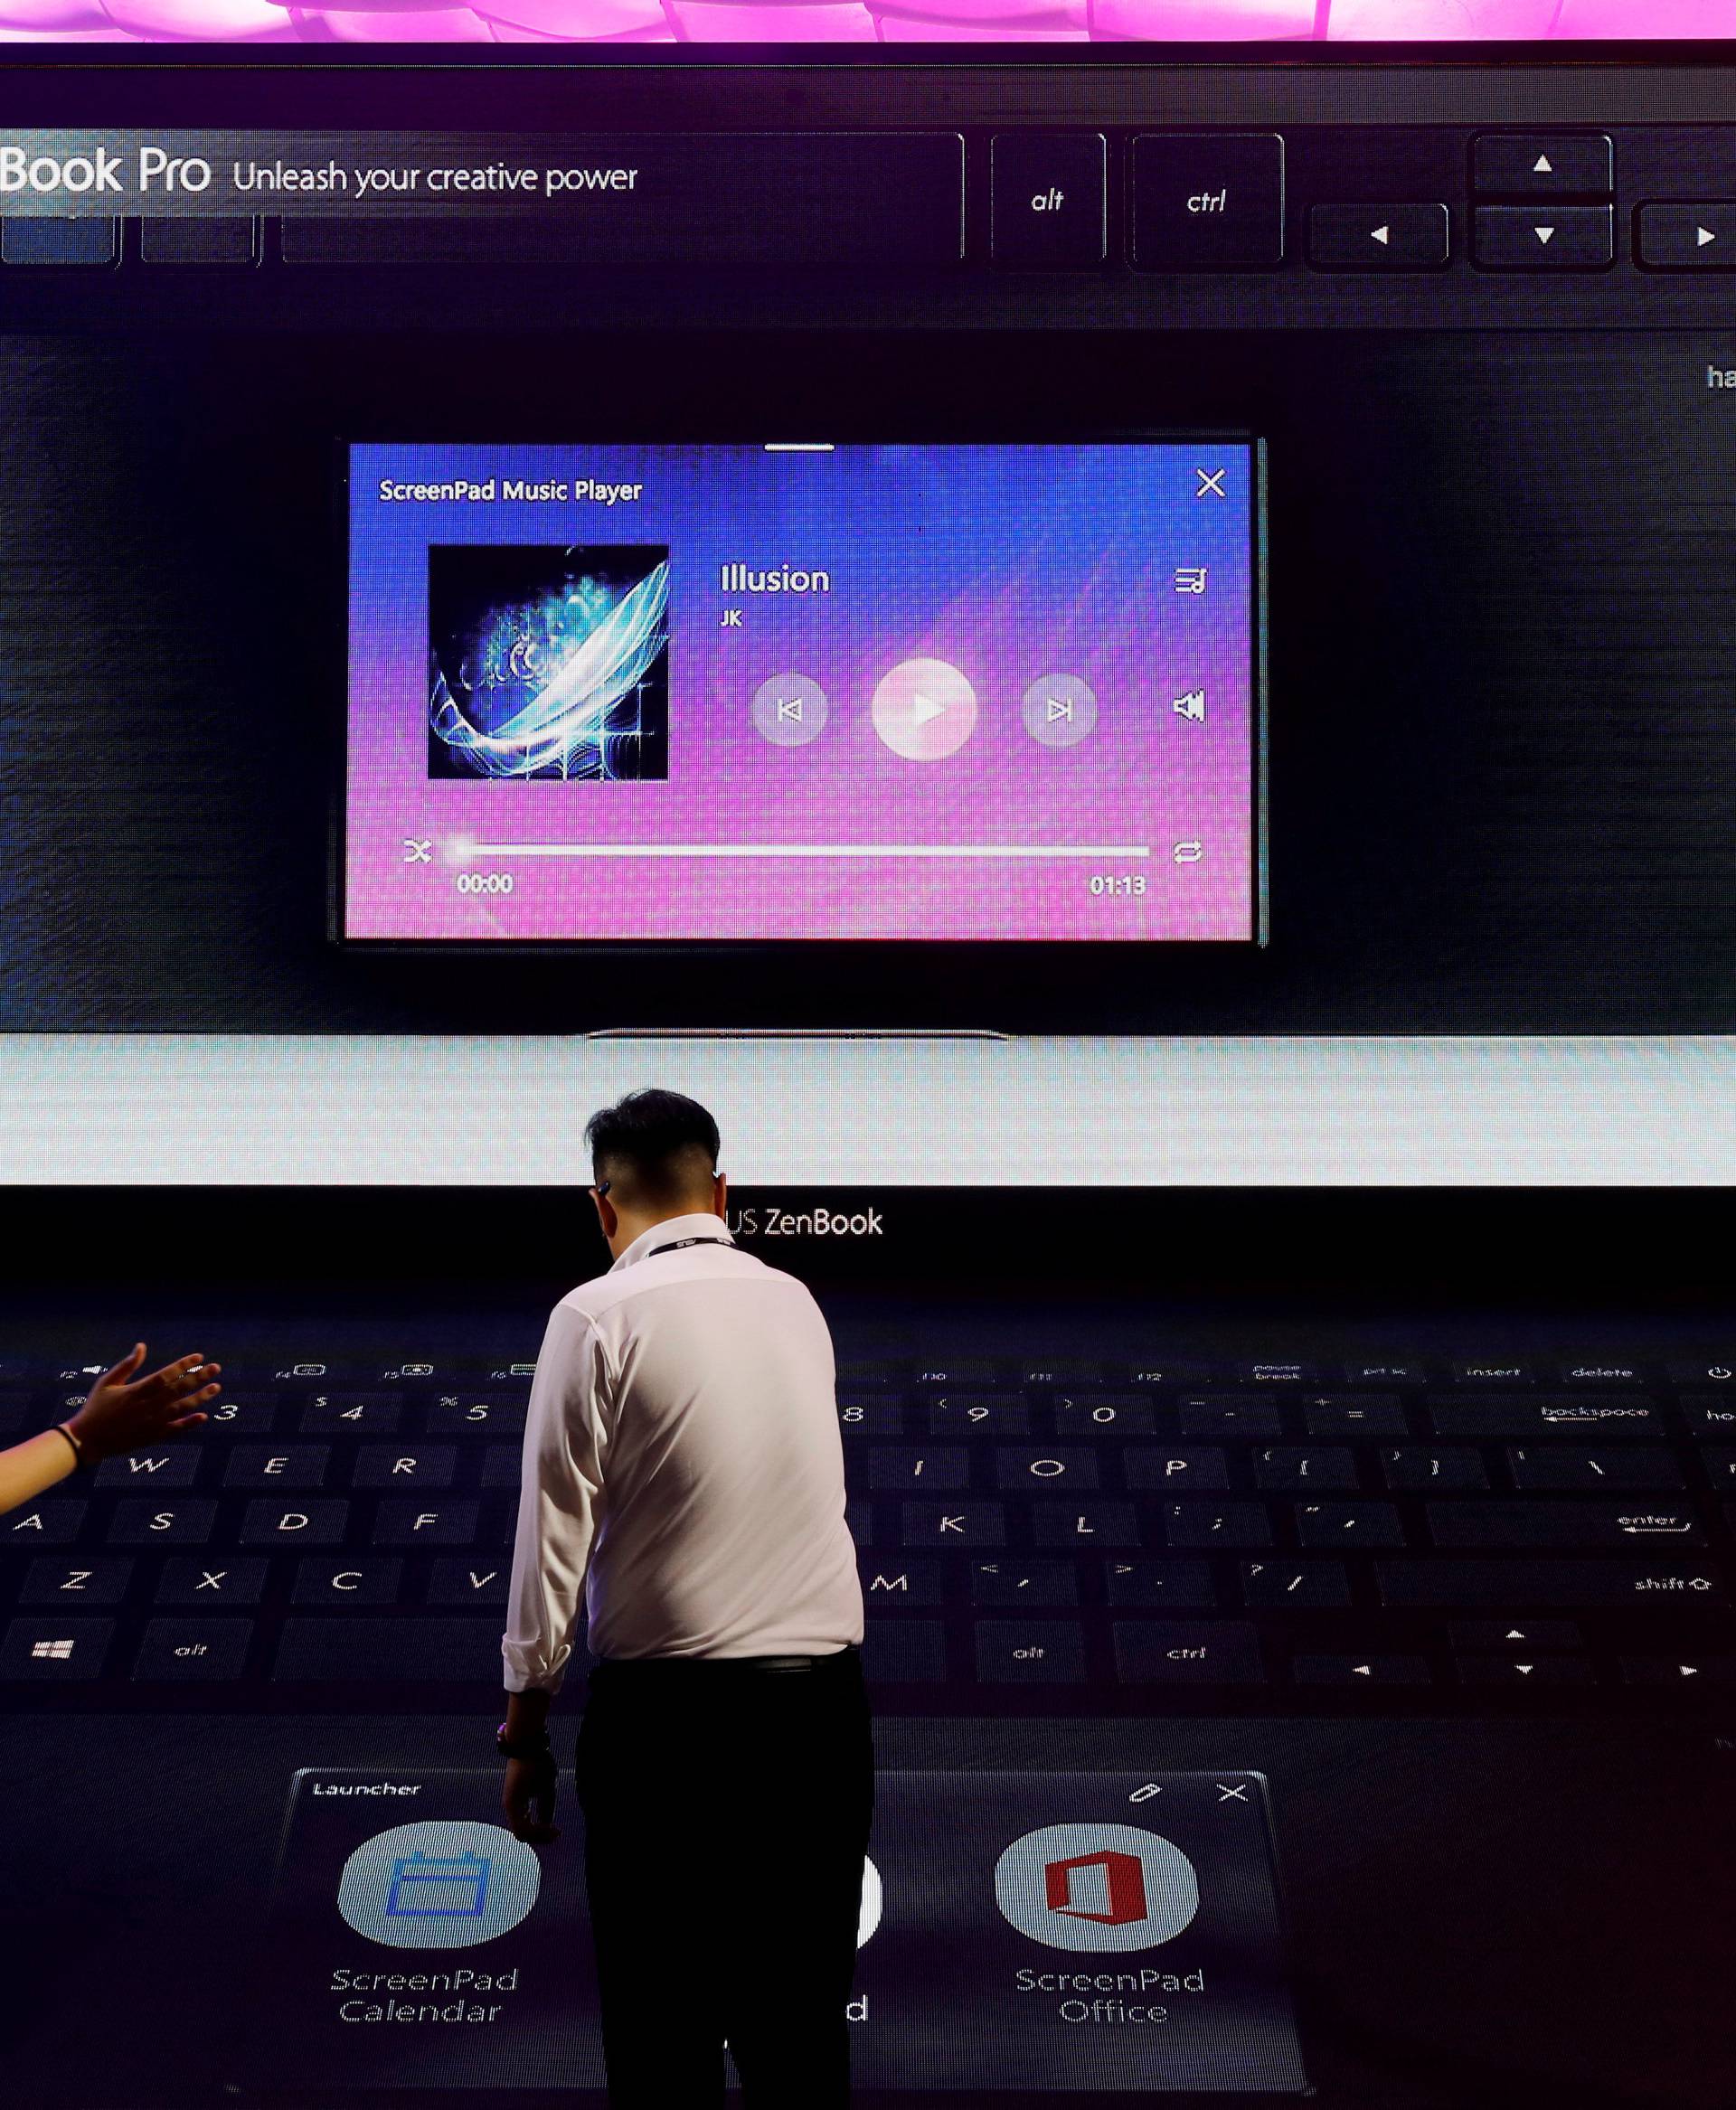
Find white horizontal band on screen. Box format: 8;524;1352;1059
456;843;1153;860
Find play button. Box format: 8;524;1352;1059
872;658;977;761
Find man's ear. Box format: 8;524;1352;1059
712;1171;729;1220
591;1187;618;1242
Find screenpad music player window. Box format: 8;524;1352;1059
347;441;1261;946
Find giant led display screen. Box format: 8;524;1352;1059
343;441;1262;946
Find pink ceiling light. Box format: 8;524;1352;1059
0;0;1726;48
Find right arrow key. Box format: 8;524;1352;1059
1637;203;1736;272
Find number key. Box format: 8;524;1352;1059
300;1394;401;1435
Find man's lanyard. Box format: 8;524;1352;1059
648;1235;734;1257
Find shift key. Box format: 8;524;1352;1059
1377;1559;1726;1607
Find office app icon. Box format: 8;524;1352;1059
337;1822;541;1950
994;1823;1200;1951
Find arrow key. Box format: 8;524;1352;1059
1637;203;1736;272
1307;203;1449;271
1472;134;1613;195
1474;205;1613;271
1619;1657;1736;1686
1448;1619;1583;1652
1456;1653;1598;1686
1292;1653;1431;1687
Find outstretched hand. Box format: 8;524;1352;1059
68;1344;222;1464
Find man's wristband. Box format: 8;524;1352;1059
53;1422;89;1473
495;1722;552;1761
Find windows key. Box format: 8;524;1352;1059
1133;135;1285;272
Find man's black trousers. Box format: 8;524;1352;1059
575;1645;875;2107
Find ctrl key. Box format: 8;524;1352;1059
1;1616;114;1681
1113;1619;1264;1684
133;1618;253;1681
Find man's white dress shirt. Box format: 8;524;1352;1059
502;1213;864;1692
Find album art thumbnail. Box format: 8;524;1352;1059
428;544;670;781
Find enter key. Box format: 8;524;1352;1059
1427;1502;1705;1549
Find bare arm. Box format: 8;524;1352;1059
0;1345;221;1519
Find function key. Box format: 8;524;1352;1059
1472;207;1613;272
1128;1362;1212;1389
484;1361;539;1384
1667;1360;1736;1388
914;1361;999;1388
1307;203;1448;272
835;1361;901;1389
1023;1361;1113;1389
990;133;1107;269
1472;133;1613;197
1341;1361;1424;1388
1234;1361;1317;1386
1448;1361;1534;1386
1131;134;1285;273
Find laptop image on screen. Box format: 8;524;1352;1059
2;1181;1731;2106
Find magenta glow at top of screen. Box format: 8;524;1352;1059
1;0;1722;45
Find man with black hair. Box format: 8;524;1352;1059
497;1088;871;2109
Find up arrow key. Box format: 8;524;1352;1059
1533;154;1553;174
